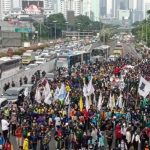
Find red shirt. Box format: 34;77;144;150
82;109;89;120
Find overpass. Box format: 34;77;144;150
62;31;93;38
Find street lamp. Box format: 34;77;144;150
65;22;69;31
77;23;81;40
53;20;57;40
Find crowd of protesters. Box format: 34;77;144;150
0;54;150;150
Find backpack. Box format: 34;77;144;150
22;129;27;138
3;142;11;150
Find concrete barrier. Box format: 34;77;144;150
0;59;56;94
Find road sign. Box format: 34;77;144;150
15;28;32;33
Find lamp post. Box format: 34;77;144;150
53;20;57;40
65;21;69;31
77;23;81;40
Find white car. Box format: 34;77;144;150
35;58;47;65
25;64;38;70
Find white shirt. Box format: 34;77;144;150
1;119;9;131
55;117;61;126
126;131;131;143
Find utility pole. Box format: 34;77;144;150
53;20;57;40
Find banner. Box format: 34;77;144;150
138;76;150;98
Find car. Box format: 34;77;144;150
25;64;38;70
0;87;24;104
35;58;47;65
0;98;9;110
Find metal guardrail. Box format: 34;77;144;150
0;59;56;94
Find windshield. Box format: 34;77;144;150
22;56;31;59
91;49;103;56
57;60;68;68
4;89;18;96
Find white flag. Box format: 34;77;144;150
44;93;52;105
54;86;60;100
58;83;66;101
85;96;90;110
65;92;70;105
118;94;123;109
83;83;88;97
24;87;29;97
35;88;41;103
44;81;52;105
138;76;150;98
97;92;102;111
87;76;95;96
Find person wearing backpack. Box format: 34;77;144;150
0;133;5;150
131;131;140;150
23;135;29;150
15;125;23;147
3;138;14;150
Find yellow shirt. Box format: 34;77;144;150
23;138;29;150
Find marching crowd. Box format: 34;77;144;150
0;55;150;150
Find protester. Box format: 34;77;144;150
1;54;150;150
0;133;5;150
1;117;9;140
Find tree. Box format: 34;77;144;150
74;15;91;31
46;13;66;38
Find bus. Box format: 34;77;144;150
0;57;21;79
56;51;90;69
91;45;110;62
113;43;124;57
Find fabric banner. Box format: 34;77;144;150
138;76;150;98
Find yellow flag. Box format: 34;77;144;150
79;96;83;111
66;85;71;92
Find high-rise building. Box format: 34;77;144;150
12;0;22;9
83;0;100;21
100;0;107;17
129;0;134;9
112;0;129;18
72;0;83;16
0;0;12;20
56;0;83;18
135;0;144;21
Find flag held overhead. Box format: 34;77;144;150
138;76;150;98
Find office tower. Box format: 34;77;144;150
137;0;143;11
12;0;22;9
119;0;129;10
73;0;83;16
0;0;12;20
135;0;144;21
129;0;134;9
83;0;100;21
100;0;107;17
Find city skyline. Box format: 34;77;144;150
0;0;150;23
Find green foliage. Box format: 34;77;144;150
132;10;150;47
74;15;91;31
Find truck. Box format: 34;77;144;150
22;50;35;65
113;48;123;57
113;43;124;57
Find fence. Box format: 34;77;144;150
0;59;56;94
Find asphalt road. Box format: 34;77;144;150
5;42;142;150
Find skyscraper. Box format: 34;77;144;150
135;0;144;21
0;0;12;20
83;0;100;21
112;0;129;18
137;0;143;11
100;0;107;17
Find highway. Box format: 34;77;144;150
6;41;142;150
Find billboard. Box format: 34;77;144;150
22;1;43;14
